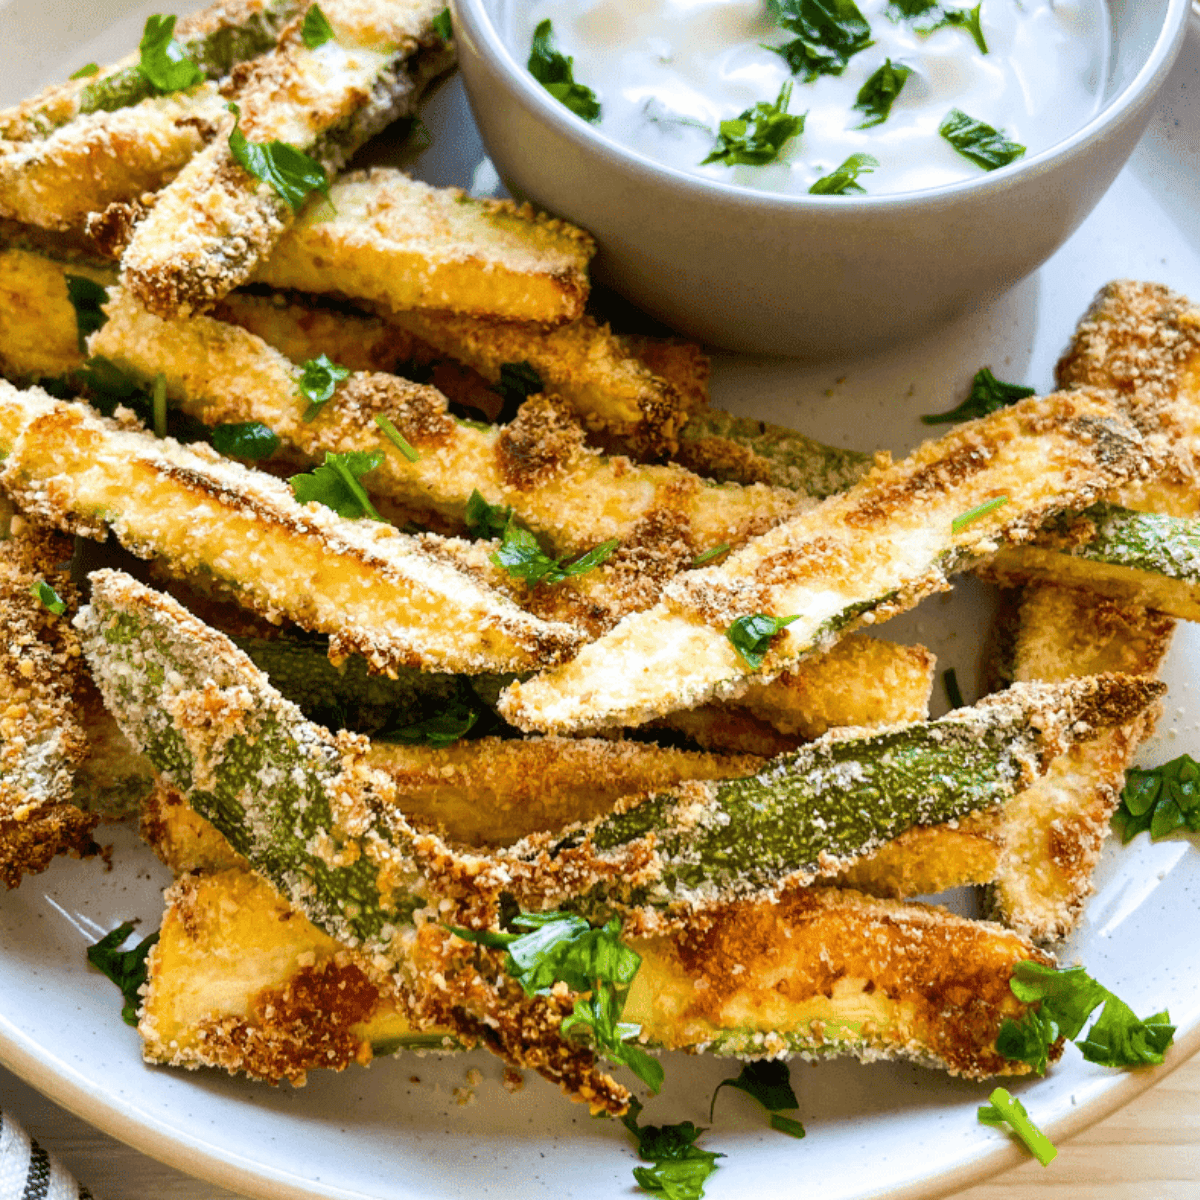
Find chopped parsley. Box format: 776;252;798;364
622;1098;723;1199
63;274;109;351
853;58;912;127
889;1;988;52
374;414;420;462
137;14;204;94
300;3;335;48
290;450;385;521
492;523;619;587
464;489;514;541
227;102;330;211
691;543;730;567
920;367;1036;424
726;612;799;670
31;580;66;616
433;7;453;41
710;1060;805;1137
528;19;601;123
297;353;350;420
942;666;965;709
450;912;662;1092
87;922;159;1027
702;83;805;167
809;152;879;195
1114;753;1200;842
377;697;480;747
151;373;168;438
768;0;874;81
210;421;280;460
70;63;100;79
951;496;1008;533
939;108;1025;170
997;960;1175;1075
494;360;544;422
978;1088;1056;1166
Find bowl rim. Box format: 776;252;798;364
451;0;1193;211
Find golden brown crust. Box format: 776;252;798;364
0;522;98;888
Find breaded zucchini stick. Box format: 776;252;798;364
119;0;454;316
385;309;703;456
0;386;581;674
254;168;595;325
500;389;1152;734
88;287;803;558
140;862;1054;1083
0;524;98;887
986;584;1173;941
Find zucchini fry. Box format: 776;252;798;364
987;584;1173;941
254;168;595;325
141;862;1054;1083
0;0;302;144
0;88;227;233
88;287;803;557
0;524;98;887
385;309;703;456
501;389;1151;735
0;386;581;674
118;0;455;317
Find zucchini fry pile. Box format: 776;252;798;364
0;1;1196;1126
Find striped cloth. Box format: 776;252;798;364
0;1107;93;1200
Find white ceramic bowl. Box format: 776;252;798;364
452;0;1191;357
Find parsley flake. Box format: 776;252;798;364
528;19;601;123
997;960;1175;1075
853;58;911;127
464;489;513;541
375;414;420;462
710;1060;804;1137
378;697;480;747
211;421;280;460
64;274;109;351
290;450;385;520
31;580;66;616
942;666;965;709
692;543;730;567
87;922;159;1027
951;496;1009;533
1114;753;1200;842
622;1098;723;1199
450;912;662;1092
300;3;335;47
70;63;100;79
227;102;330;211
921;367;1036;424
492;523;619;587
432;7;453;41
768;0;874;81
726;612;799;670
494;360;544;422
702;83;805;167
297;353;350;420
137;14;204;94
978;1088;1056;1166
809;151;879;195
924;3;987;53
939;108;1024;170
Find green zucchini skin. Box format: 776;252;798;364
512;672;1165;913
675;409;877;498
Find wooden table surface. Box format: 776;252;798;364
3;1052;1198;1200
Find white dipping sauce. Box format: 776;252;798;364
505;0;1110;195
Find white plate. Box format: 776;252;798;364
1;4;1199;1198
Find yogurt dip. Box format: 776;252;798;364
505;0;1110;195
